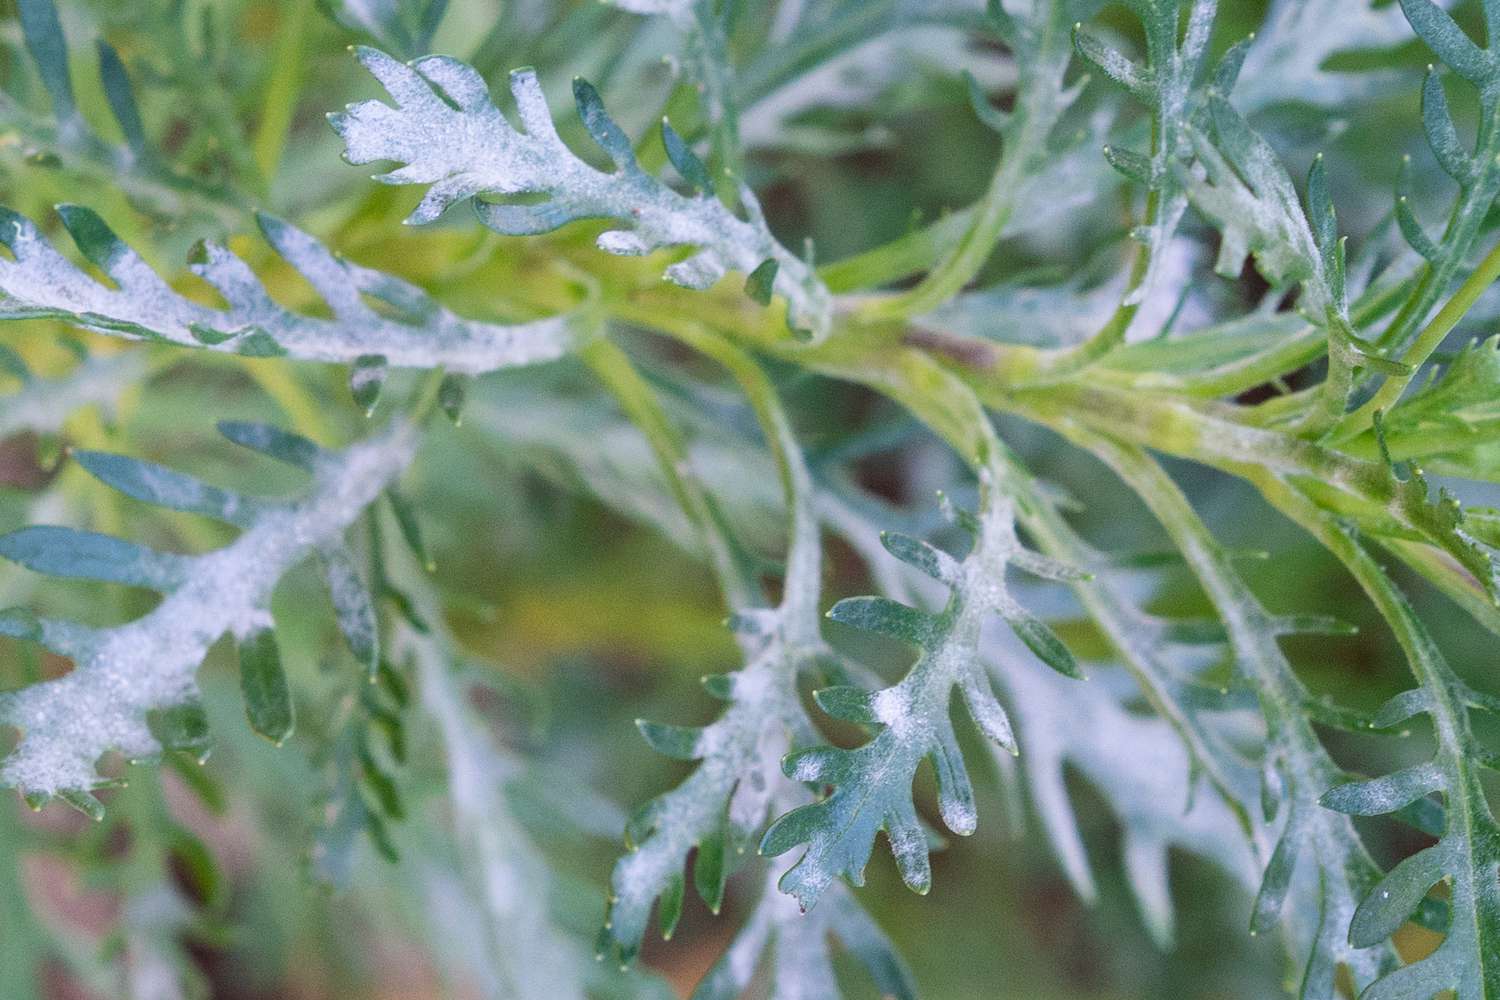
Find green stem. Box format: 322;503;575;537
577;336;756;612
1047;175;1161;374
819;208;975;294
251;0;313;185
1332;235;1500;442
1064;433;1391;992
853;6;1069;321
854;135;1040;321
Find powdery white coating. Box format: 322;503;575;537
608;635;806;950
0;209;577;374
320;545;377;668
1179;108;1332;313
870;684;911;732
0;421;419;797
991;630;1257;945
0;352;145;438
605;411;828;956
606;0;692;19
408;616;585;1000
1094;439;1396;991
330;48;832;340
1234;0;1413;112
766;485;1059;910
695;861;915;1000
824;473;1261;952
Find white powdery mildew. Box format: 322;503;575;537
330;48;832;340
607;606;821;955
1234;0;1413;112
698;854;913;999
870;685;912;732
606;0;692;19
768;485;1045;907
0;352;146;438
0;422;419;797
990;626;1257;944
408;618;585;1000
0;209;577;374
610;647;789;922
1178;112;1330;313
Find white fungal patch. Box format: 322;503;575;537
330;48;832;340
871;686;913;732
0;422;419;797
0;210;578;374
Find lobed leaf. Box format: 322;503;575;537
0;205;580;374
329;48;831;340
0;422;418;809
764;483;1080;910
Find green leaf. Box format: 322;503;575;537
1371;687;1435;728
693;829;728;914
958;672;1016;754
58;789;104;822
635;720;702;760
17;0;76;121
963;70;1011;134
74;450;256;525
218;420;322;471
321;546;380;678
656;872;684;941
1421;70;1477;185
0;525;189;591
330;47;831;339
1305;153;1337;259
573;77;638;173
879;530;959;583
350;354;388;415
826;596;939;646
438;373;466;424
147;702;212;759
1397;182;1441;261
54;204;134;274
1349;845;1446;948
812;686;878;725
386;487;432;571
744;259;778;307
1005;608;1081;678
767;487;1078;910
1249;823;1297;933
1072;27;1153;102
239;627;294;745
661;118;712;193
1102;144;1154;186
1401;0;1493;86
95;41;148;157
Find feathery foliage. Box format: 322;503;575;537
0;420;417;811
330;47;832;340
762;476;1082;909
7;0;1500;996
